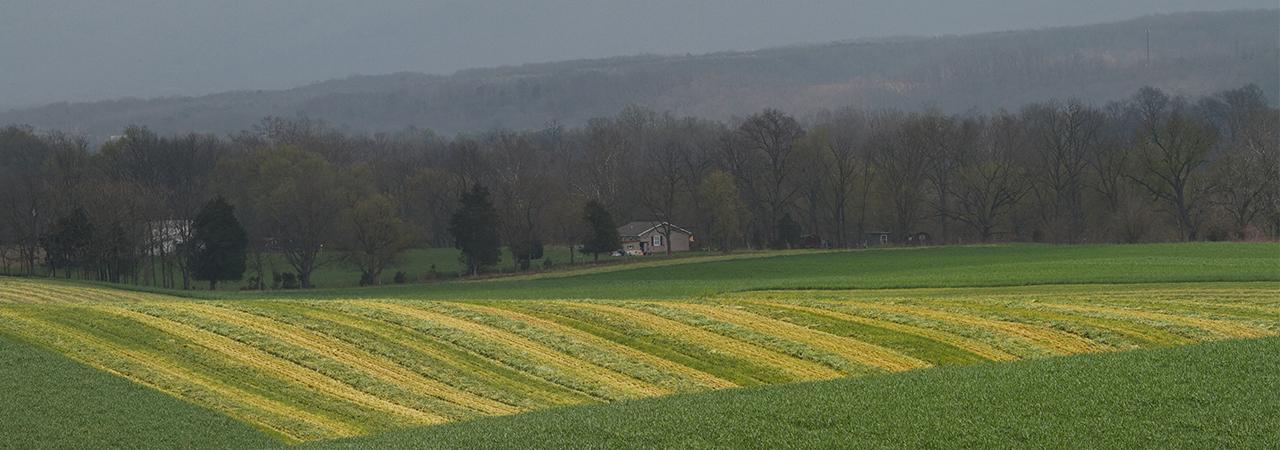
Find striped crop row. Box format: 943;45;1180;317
0;279;1276;442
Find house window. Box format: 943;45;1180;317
652;234;663;247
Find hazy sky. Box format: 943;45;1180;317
1;0;1274;109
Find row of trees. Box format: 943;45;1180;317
1;85;1275;288
36;197;248;289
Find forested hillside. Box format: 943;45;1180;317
1;10;1275;143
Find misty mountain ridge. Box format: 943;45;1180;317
2;9;1276;143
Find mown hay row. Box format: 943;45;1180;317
0;285;67;304
756;302;1019;362
562;302;844;381
0;308;351;442
91;304;448;426
333;302;618;401
664;302;930;372
1;280;163;304
1037;303;1275;340
1070;287;1280;304
207;302;523;417
52;303;428;434
452;302;737;390
299;304;587;409
630;302;869;375
416;302;691;391
842;302;1111;355
1071;298;1280;323
503;302;792;386
168;302;518;416
361;301;665;400
7;280;1278;444
899;298;1162;348
36;283;146;303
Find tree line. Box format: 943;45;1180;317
1;85;1275;289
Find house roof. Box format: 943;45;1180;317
618;221;693;238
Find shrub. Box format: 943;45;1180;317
280;272;300;289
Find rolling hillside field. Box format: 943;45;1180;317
0;332;277;448
0;243;1277;447
309;337;1280;449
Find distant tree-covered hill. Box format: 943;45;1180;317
1;10;1275;142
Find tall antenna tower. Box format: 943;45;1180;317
1145;27;1151;66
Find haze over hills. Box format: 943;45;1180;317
1;9;1276;142
6;0;1275;109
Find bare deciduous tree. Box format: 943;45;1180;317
736;109;805;247
1024;100;1104;243
873;114;930;243
1126;87;1218;242
945;114;1032;241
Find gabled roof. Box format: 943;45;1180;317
618;221;693;238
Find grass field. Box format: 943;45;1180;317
0;331;276;448
1;280;1276;442
204;242;1279;300
140;245;715;290
308;336;1280;449
0;242;1276;447
252;246;598;289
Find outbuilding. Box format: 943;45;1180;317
863;231;892;247
618;221;694;255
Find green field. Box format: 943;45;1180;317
0;332;276;449
126;246;728;290
0;242;1277;448
205;242;1279;300
310;337;1280;449
253;246;598;289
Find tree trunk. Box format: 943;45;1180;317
1174;188;1196;241
938;192;949;245
835;202;847;248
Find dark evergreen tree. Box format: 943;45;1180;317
449;184;502;275
189;196;248;290
40;207;94;278
775;212;802;249
581;200;621;261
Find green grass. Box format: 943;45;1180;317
307;337;1280;449
256;246;594;289
202;242;1280;300
9;323;1273;449
131;246;720;290
0;331;278;449
1;242;1276;448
